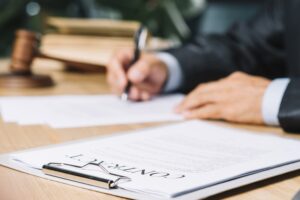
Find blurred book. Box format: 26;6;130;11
47;17;140;37
41;17;174;72
40;34;134;72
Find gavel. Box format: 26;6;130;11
0;29;106;88
0;30;54;88
10;30;41;75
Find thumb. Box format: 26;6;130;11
127;60;150;84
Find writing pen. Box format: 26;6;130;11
121;26;149;101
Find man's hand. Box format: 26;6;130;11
176;72;271;125
106;49;168;101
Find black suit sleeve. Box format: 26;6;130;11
278;79;300;133
166;0;285;93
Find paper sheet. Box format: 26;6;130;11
0;94;184;128
10;121;300;198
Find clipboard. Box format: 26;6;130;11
7;153;300;200
2;121;300;200
42;159;131;190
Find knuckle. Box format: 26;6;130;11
139;60;151;72
196;84;205;92
219;110;227;120
197;83;205;89
206;109;218;119
223;109;235;120
212;107;221;117
230;71;244;78
229;72;240;78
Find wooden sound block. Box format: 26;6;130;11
0;74;54;88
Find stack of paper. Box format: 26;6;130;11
0;94;184;128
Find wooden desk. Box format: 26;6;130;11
0;59;299;200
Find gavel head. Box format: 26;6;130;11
10;30;41;75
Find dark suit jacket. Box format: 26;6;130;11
167;0;300;133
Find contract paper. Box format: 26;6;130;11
8;121;300;199
0;94;184;128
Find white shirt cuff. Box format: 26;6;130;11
262;78;290;126
156;52;183;92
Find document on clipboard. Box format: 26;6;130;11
2;121;300;199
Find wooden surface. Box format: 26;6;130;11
0;59;300;200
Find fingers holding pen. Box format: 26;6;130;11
107;49;134;95
126;55;168;97
128;86;151;101
107;49;168;101
108;60;127;92
125;58;154;101
128;59;151;84
110;58;152;100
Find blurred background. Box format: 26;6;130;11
0;0;266;58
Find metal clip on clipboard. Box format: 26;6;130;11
42;160;131;189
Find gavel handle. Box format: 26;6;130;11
37;53;106;73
